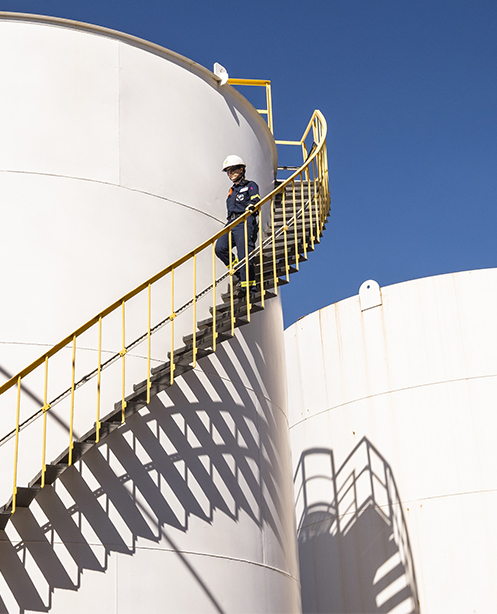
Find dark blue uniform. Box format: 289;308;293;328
215;179;260;288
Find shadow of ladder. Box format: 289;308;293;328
0;179;328;529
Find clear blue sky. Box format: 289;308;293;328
3;0;497;327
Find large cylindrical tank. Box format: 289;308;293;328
286;268;497;614
0;14;300;613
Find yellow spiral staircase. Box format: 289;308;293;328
0;104;330;530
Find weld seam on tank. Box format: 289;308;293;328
290;372;497;429
0;169;226;223
112;545;300;581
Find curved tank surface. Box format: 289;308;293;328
286;268;497;614
0;14;300;614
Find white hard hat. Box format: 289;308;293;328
222;154;246;172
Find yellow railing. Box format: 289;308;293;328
228;78;274;133
230;77;319;157
0;110;329;515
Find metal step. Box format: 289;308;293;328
110;395;150;422
270;220;326;237
52;441;95;467
77;419;121;446
0;511;11;530
197;303;264;330
220;266;296;302
254;255;303;275
271;218;325;233
258;247;308;262
220;277;289;303
271;237;318;253
210;288;277;315
30;463;69;488
28;437;100;490
169;333;231;364
182;315;249;346
132;363;192;397
0;485;42;528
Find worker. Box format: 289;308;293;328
215;155;260;292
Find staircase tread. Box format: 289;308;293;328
211;289;276;314
198;303;263;329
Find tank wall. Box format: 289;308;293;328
0;18;276;357
286;268;497;613
1;297;301;614
0;13;277;504
0;16;300;614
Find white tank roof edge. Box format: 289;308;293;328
0;12;278;172
291;266;497;326
0;11;215;80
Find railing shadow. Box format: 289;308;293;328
294;438;419;614
0;318;292;613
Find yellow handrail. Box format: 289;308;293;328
0;109;329;514
228;79;273;133
0;110;327;398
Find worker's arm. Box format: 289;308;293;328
245;182;260;212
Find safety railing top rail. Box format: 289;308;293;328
0;109;328;515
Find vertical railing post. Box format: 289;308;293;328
41;356;49;488
312;116;318;147
192;253;197;368
266;81;274;134
300;173;308;260
68;335;76;465
229;230;235;336
322;146;329;221
12;375;22;513
324;141;330;213
244;217;251;321
258;213;265;308
120;302;126;424
292;180;299;271
315;150;323;230
212;243;218;352
312;158;320;242
147;283;152;403
96;317;102;443
170;269;176;386
282;187;290;281
271;198;278;294
307;163;315;249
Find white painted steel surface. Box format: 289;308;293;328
286;268;497;614
0;14;300;613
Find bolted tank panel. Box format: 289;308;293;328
0;14;300;614
286;268;497;614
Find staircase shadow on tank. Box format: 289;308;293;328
0;313;290;613
295;438;420;614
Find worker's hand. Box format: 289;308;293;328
246;203;255;213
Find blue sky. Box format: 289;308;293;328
3;0;496;326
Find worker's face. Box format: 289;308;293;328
226;165;244;183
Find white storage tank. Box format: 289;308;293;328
0;13;300;613
286;268;497;614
